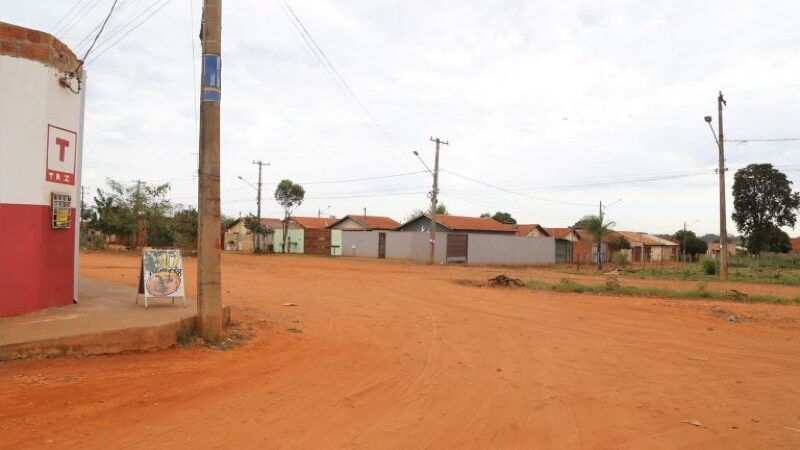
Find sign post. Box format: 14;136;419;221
137;248;186;308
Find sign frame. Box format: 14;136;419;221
136;248;186;309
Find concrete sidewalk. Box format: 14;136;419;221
0;277;202;361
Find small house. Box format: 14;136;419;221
224;218;284;252
544;227;581;264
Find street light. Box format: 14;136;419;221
704;116;719;145
412;150;433;174
237;175;258;191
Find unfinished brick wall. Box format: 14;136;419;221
0;21;79;74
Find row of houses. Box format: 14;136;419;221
223;212;681;266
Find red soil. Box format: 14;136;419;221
1;252;798;448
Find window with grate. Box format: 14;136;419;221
51;193;72;229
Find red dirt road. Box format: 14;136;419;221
1;252;799;449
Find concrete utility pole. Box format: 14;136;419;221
597;200;603;272
428;137;448;265
197;0;223;342
717;91;729;281
252;160;268;251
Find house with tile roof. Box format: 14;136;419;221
273;216;339;254
544;227;581;263
397;214;516;234
223;217;288;252
613;231;679;263
327;214;401;231
514;224;549;237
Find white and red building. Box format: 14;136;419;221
0;22;85;317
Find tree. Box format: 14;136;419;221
435;203;448;215
491;212;516;224
479;212;491;218
274;179;305;253
607;235;630;252
90;179;172;248
244;214;272;253
673;229;708;260
578;214;615;271
732;164;800;254
221;215;237;230
172;207;198;248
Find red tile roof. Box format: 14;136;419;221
355;215;401;230
434;215;515;232
260;218;283;229
290;216;337;229
515;224;549;236
545;227;580;240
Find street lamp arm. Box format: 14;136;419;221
236;176;259;191
412;151;433;174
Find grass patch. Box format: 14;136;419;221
578;264;800;286
525;277;800;305
176;326;199;346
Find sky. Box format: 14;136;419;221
5;0;800;235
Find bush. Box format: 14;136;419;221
613;252;629;267
702;257;717;275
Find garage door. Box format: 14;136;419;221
446;234;468;263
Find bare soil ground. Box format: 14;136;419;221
1;252;799;449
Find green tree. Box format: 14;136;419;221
244;214;273;253
435;203;448;215
274;179;305;253
577;214;615;271
491;212;516;224
90;179;173;248
172;207;198;248
221;214;237;230
673;229;708;260
732;164;800;254
608;235;630;252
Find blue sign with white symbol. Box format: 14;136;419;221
202;54;221;102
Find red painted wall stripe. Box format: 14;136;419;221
0;203;75;317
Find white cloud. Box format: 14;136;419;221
5;0;800;234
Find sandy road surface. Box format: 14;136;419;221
1;252;799;449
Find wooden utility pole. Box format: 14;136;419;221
252;160;268;251
428;137;448;265
683;221;687;263
597;200;603;272
197;0;222;342
717;91;729;281
134;180;146;248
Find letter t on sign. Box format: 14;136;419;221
55;138;70;161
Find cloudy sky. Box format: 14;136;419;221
6;0;800;234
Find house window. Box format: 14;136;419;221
51;193;72;229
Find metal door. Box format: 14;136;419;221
378;232;386;259
446;233;468;263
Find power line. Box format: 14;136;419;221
85;0;176;65
54;0;102;38
271;0;406;168
51;0;92;34
442;169;596;207
300;170;428;185
77;0;119;70
727;138;800;143
73;0;139;54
